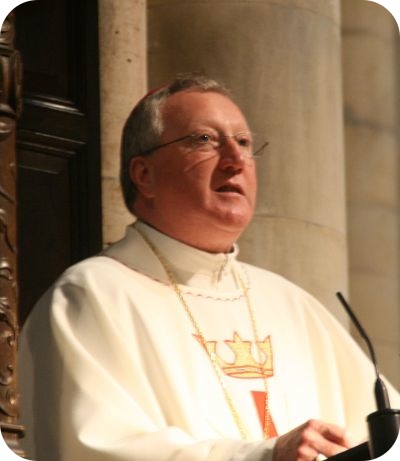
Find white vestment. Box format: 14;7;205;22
19;222;400;461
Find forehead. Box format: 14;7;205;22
160;90;249;135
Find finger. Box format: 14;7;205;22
297;443;320;461
308;420;351;447
299;421;350;458
320;423;351;446
308;430;349;457
272;420;351;461
273;430;320;461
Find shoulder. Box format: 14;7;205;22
240;261;310;297
54;255;135;289
239;261;338;325
25;255;143;333
30;255;146;320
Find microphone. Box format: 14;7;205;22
335;292;390;411
335;292;400;458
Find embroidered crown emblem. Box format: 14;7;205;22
195;331;274;379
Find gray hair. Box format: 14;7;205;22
120;74;231;212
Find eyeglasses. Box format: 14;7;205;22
140;131;269;159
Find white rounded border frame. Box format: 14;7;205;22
0;0;398;459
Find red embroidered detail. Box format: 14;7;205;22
252;391;278;438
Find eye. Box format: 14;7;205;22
195;133;213;144
191;132;219;149
236;133;252;148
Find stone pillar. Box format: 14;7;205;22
148;0;348;323
98;0;147;246
342;0;400;386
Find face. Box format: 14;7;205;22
131;90;257;252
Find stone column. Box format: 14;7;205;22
148;0;348;323
98;0;147;246
342;0;400;386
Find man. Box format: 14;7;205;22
20;75;399;461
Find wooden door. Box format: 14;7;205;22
15;0;102;326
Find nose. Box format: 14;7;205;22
218;137;245;172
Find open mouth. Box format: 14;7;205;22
216;184;244;195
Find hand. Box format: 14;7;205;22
272;419;351;461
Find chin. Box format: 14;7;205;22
213;210;253;233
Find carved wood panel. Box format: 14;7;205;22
0;0;101;454
0;12;25;457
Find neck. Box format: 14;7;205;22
135;216;239;254
132;221;240;291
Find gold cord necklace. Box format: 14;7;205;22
136;226;271;440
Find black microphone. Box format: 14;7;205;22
335;292;400;458
336;292;390;411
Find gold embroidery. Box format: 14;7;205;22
195;332;274;379
136;225;274;440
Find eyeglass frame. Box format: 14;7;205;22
139;131;269;158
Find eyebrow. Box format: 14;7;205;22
185;121;251;133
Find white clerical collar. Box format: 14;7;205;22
103;220;241;291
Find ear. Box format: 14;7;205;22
129;156;156;199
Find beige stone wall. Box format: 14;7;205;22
98;0;147;246
98;0;400;384
148;0;348;324
342;0;400;386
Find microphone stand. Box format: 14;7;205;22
325;410;400;461
325;293;400;460
325;442;369;461
367;406;400;458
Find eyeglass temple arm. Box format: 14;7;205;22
253;140;269;157
141;135;192;156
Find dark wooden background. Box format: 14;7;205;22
16;0;102;326
0;11;24;455
0;0;102;453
